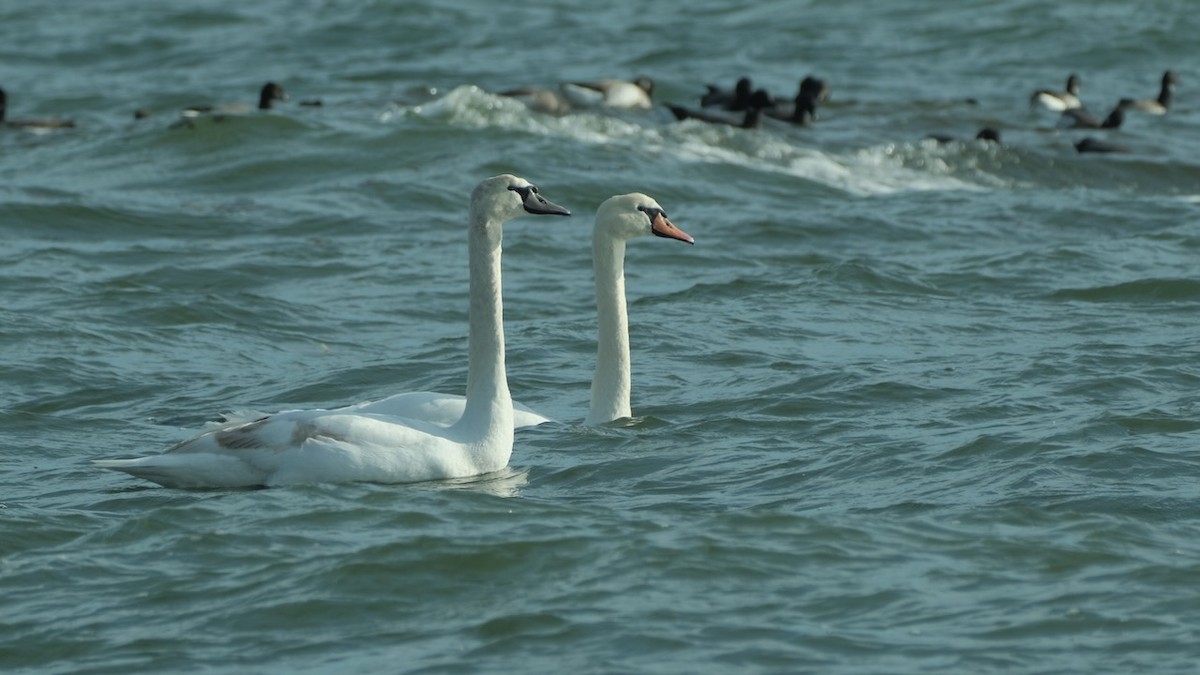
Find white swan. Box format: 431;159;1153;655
348;193;693;428
584;193;693;424
94;174;570;488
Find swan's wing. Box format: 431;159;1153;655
94;413;292;487
260;412;480;485
511;401;554;428
349;392;552;429
200;408;270;430
347;392;464;426
93;453;263;489
95;408;478;488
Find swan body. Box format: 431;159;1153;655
1031;74;1082;111
585;193;693;425
95;175;570;488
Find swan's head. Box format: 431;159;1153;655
596;193;694;244
473;174;571;223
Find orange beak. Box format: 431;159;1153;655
651;212;694;244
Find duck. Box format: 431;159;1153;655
926;128;1001;144
350;192;694;428
181;81;288;118
0;88;75;130
1031;74;1082;111
700;77;758;110
1074;137;1131;154
560;76;654;110
94;175;571;488
498;86;574;115
668;89;772;129
765;76;829;126
1060;102;1125;129
806;75;831;104
1121;70;1178;114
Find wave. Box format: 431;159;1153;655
1049;278;1200;303
402;85;997;197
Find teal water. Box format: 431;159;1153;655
3;1;1199;672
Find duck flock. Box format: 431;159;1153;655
1027;70;1179;153
498;68;1178;155
2;67;1178;155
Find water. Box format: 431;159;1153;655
2;0;1199;672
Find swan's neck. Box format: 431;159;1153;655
454;212;514;446
586;232;632;425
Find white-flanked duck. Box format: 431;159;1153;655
560;76;654;110
1122;70;1178;114
1031;74;1082;111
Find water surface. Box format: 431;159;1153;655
2;1;1199;673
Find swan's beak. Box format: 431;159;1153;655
521;191;571;217
650;212;694;244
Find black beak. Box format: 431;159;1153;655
517;187;570;216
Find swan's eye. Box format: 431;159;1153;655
507;185;531;200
